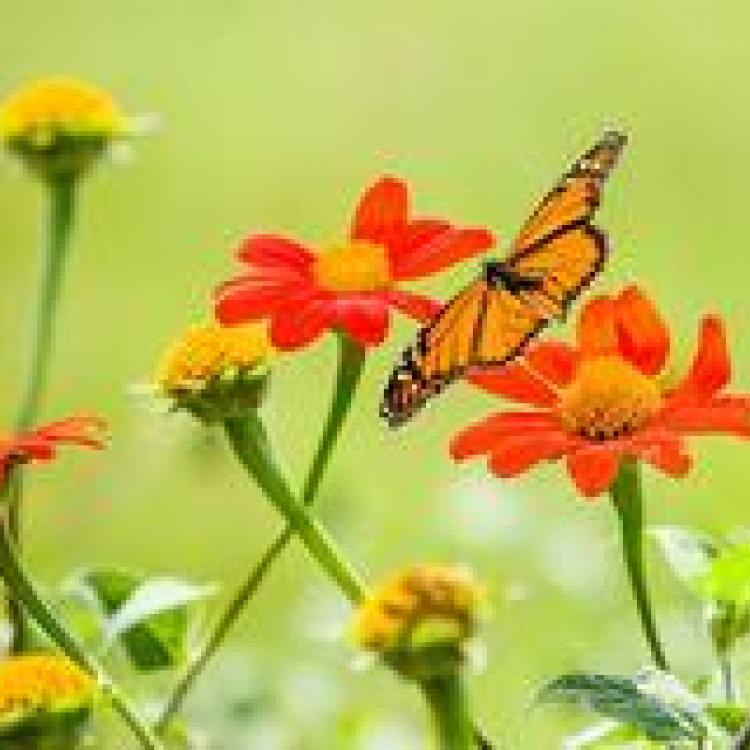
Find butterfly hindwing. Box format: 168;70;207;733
381;131;627;427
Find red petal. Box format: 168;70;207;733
613;286;670;376
236;234;314;272
351;177;408;246
660;401;750;438
670;316;730;406
566;445;621;497
577;296;618;357
469;362;559;408
525;342;578;387
391;227;495;280
487;433;573;477
215;282;295;325
386;290;442;323
330;296;390;347
270;294;335;350
629;431;691;478
450;412;562;460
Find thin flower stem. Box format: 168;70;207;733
0;489;162;749
422;673;475;750
155;334;365;732
609;459;669;672
734;721;750;750
7;175;77;653
223;413;369;603
718;649;737;703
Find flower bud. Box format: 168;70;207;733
154;321;274;423
352;564;485;681
0;654;95;743
0;77;139;182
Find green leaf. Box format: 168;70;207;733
538;672;706;742
649;525;717;592
701;544;750;605
67;568;215;672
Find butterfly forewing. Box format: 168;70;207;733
381;130;627;427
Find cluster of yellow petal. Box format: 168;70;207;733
155;321;273;394
0;77;125;142
0;654;94;720
353;564;484;655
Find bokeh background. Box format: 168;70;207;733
1;1;749;747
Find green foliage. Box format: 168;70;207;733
538;672;707;743
67;568;215;672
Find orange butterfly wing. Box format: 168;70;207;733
381;131;626;426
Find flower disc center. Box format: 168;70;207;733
314;241;391;293
559;356;662;441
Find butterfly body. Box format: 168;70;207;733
382;131;627;427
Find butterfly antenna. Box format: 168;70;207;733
516;357;564;397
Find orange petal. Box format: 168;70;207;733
566;445;620;497
577;296;618;357
526;342;578;387
614;286;670;376
469;363;559;408
629;431;692;478
670;316;730;405
450;413;562;460
487;433;574;477
351;177;408;246
660;402;750;438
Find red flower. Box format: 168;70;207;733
0;416;107;484
451;286;750;498
215;177;494;349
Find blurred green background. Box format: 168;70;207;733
1;1;750;747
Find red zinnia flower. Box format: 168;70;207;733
215;177;494;349
451;286;750;498
0;415;107;483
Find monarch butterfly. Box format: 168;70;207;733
381;130;627;427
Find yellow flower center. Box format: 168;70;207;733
0;654;94;720
558;356;662;441
352;565;484;655
314;241;392;293
155;322;273;393
0;77;125;141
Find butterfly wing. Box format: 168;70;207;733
381;131;627;426
381;280;547;426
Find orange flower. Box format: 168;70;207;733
451;287;750;498
215;177;494;349
0;416;107;484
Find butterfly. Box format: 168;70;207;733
381;130;627;427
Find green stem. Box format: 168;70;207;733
609;460;669;672
7;176;77;653
155;334;365;733
734;721;750;750
422;673;474;750
718;648;737;703
0;494;162;749
223;414;368;603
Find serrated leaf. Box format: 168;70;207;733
649;526;717;591
68;568;215;672
538;673;706;742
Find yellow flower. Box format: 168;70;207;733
0;77;136;181
154;321;274;422
352;564;485;679
0;654;95;739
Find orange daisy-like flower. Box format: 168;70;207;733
215;177;494;349
0;416;107;484
451;286;750;498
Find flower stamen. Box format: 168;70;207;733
314;241;392;293
559;356;662;441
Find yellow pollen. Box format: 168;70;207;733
352;564;484;654
314;241;392;293
0;654;94;720
559;356;662;441
155;321;273;394
0;77;125;141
